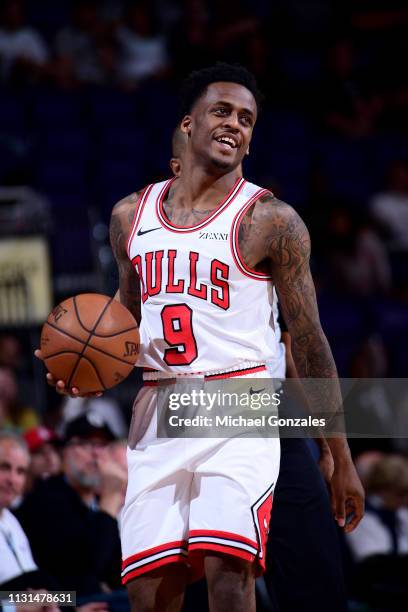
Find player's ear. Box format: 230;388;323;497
180;115;192;136
246;146;250;156
170;158;181;177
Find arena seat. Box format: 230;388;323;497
29;89;84;127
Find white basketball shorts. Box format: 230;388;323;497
120;364;280;585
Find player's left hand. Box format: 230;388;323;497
34;349;103;398
329;456;365;533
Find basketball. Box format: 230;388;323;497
40;294;140;393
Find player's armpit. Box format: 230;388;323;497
109;192;143;324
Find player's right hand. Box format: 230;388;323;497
34;350;102;398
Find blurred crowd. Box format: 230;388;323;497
1;0;408;610
0;0;407;377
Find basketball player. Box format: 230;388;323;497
38;64;364;611
171;128;349;611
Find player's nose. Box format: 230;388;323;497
222;112;240;131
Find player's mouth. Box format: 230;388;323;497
214;134;239;150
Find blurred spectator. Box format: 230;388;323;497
0;334;22;369
371;160;408;252
355;451;385;487
347;336;395;458
346;455;408;607
16;413;125;597
60;397;128;439
325;207;391;296
322;39;382;138
23;426;61;490
169;0;211;77
116;2;169;86
0;432;58;593
54;0;116;86
0;432;35;585
210;0;267;77
0;367;39;432
0;0;49;84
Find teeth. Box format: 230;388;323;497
216;136;236;148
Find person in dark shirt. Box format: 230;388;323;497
16;413;126;597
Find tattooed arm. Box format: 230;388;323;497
34;191;142;397
250;193;364;531
109;192;142;324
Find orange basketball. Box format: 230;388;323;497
40;294;140;394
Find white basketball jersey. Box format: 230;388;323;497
266;288;286;378
127;177;277;374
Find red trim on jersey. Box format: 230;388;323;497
166;249;185;293
156;177;245;233
188;529;258;549
142;364;266;385
126;184;154;258
187;251;207;299
122;553;188;584
251;483;274;569
230;189;273;281
122;539;187;570
204;365;266;381
210;259;230;310
189;542;255;562
131;254;148;302
145;250;164;296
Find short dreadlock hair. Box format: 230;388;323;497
179;63;263;119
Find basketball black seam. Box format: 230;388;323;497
72;297;137;337
44;351;106;389
67;296;115;388
44;322;138;366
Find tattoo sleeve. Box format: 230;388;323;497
264;195;345;435
109;193;142;324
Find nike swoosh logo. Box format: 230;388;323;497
249;387;266;395
137;227;162;236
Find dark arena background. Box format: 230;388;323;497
1;1;408;611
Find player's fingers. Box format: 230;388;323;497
46;372;57;387
334;493;346;528
34;349;44;361
55;380;72;396
329;481;346;527
343;496;364;533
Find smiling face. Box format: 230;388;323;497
0;439;29;510
181;81;257;174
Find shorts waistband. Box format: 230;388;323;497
143;362;266;384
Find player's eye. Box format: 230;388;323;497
214;107;228;115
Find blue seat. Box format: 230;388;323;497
96;160;146;194
51;224;93;274
30;89;84;127
0;92;27;131
318;296;367;375
260;111;312;150
317;137;375;202
35;127;92;161
35;159;89;192
375;300;408;375
45;190;90;217
88;89;139;127
97;127;147;160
